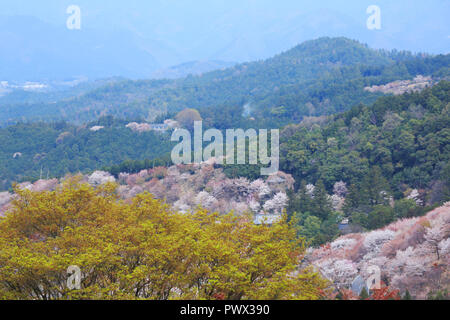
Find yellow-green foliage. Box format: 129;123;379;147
0;179;328;300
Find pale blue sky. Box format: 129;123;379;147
1;1;448;54
0;1;448;80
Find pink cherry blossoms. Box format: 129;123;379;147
308;203;450;299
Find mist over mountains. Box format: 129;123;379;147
0;0;448;81
1;1;450;303
1;36;448;127
0;15;158;81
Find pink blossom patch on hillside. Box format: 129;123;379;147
308;203;450;299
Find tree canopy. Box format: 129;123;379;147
0;179;328;300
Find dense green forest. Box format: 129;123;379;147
203;81;449;197
3;81;448;202
0;117;173;190
0;38;448;246
288;81;449;243
218;82;450;244
280;81;449;195
1;38;449;127
95;82;450;246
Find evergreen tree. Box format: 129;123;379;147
343;183;360;215
311;180;332;220
403;290;412;300
361;166;391;206
290;180;313;215
359;287;369;300
367;205;394;230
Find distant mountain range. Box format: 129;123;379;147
151;60;237;79
0;77;126;105
0;15;160;81
1;37;448;126
0;1;448;81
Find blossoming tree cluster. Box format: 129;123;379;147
0;180;328;300
308;203;450;299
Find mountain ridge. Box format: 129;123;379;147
1;37;448;126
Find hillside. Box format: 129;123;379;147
1;37;449;126
219;81;450;245
0;179;328;300
1;83;448;248
280;81;450;195
1;79;449;299
1;80;449;213
307;203;450;299
0;118;173;190
151;60;237;79
0;163;294;218
1;158;448;299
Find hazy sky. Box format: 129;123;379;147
1;1;449;52
2;0;448;46
1;1;448;80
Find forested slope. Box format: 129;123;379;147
0;117;173;190
1;37;448;126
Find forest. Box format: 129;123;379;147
224;82;450;245
0;117;173;190
0;37;449;300
1;38;449;127
0;180;328;300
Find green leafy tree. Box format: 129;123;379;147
311;180;332;220
175;108;202;130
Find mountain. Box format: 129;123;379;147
308;203;450;299
1;37;448;126
0;79;448;205
0;15;158;81
151;60;237;79
1;0;448;75
0;118;173;191
0;77;125;105
279;81;450;197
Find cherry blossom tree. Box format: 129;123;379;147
331;238;357;251
0;192;12;207
333;181;348;198
263;192;288;214
407;189;423;206
306;184;315;197
194;191;219;211
316;258;358;289
308;204;450;299
425;225;445;260
88;171;115;186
